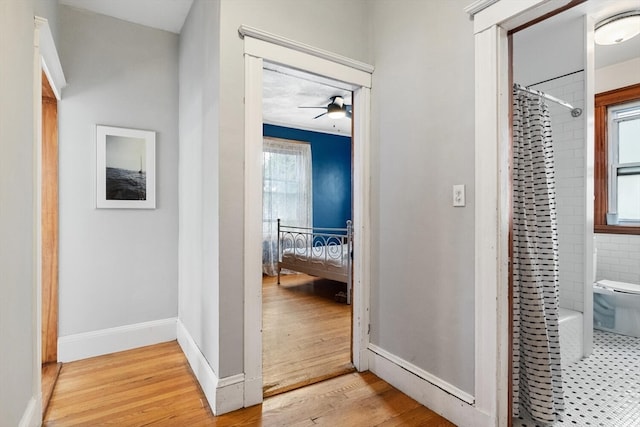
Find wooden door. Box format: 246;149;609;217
41;71;58;364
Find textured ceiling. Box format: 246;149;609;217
263;68;353;136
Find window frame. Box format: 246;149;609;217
594;83;640;235
608;100;640;223
262;136;313;228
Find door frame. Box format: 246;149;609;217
41;69;58;365
34;15;66;417
467;0;593;424
240;26;373;407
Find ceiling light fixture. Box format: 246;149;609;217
595;10;640;45
327;104;346;119
327;97;346;119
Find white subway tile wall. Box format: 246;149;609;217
595;234;640;285
532;72;586;313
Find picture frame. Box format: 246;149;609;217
96;125;156;209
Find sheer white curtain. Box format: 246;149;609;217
262;137;312;276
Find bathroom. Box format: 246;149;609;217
512;2;640;426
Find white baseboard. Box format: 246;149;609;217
367;345;493;427
58;318;177;362
176;319;244;415
19;396;41;427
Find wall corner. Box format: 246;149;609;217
176;319;245;415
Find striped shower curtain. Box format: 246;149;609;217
512;88;564;424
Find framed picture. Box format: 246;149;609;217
96;125;156;209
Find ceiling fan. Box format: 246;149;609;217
299;96;352;119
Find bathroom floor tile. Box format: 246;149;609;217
513;330;640;427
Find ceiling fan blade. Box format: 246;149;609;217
298;106;328;109
313;112;327;119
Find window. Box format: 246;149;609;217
262;137;312;275
609;101;640;223
595;84;640;234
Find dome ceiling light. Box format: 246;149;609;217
595;10;640;45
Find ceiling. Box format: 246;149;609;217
59;0;194;34
263;67;353;136
592;5;640;70
528;0;640;70
59;0;639;136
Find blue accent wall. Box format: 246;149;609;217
264;124;352;229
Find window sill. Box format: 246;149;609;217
595;224;640;235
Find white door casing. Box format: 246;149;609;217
240;26;373;407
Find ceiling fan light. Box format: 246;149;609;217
595;11;640;45
327;103;346;119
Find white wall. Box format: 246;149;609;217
595;234;640;284
0;0;37;425
57;6;179;337
533;72;586;312
178;0;222;375
513;15;587;314
178;0;370;379
369;0;476;395
513;14;584;87
34;0;58;46
595;57;640;93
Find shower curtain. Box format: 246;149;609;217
512;88;564;423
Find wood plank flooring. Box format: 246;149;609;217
42;362;62;415
43;342;211;426
43;341;455;426
262;274;353;397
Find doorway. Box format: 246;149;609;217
467;0;640;424
510;3;640;425
40;70;61;415
260;67;355;396
241;27;373;407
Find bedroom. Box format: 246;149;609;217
261;66;354;397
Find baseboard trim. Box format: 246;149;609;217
368;343;474;404
367;345;492;427
58;318;177;362
18;396;41;427
176;320;244;415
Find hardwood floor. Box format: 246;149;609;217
42;362;62;415
43;341;455;426
262;274;353;397
43;342;211;426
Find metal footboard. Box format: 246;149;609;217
277;219;353;304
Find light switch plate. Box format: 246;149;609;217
453;184;465;207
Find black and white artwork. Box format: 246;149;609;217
96;125;155;209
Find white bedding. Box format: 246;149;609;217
282;243;349;267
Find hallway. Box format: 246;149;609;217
43;341;455;426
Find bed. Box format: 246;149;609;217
277;219;353;304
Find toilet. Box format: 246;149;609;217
558;244;640;365
593;247;640;337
